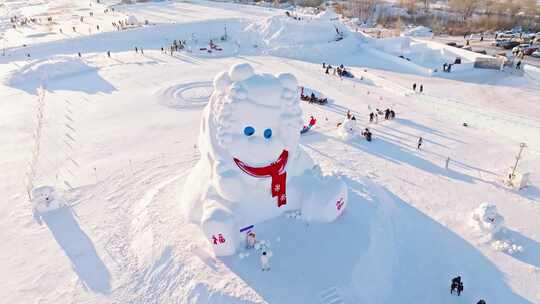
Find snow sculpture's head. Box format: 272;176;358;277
31;186;55;204
204;63;303;168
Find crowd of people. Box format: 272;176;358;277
300;87;328;104
322;63;354;78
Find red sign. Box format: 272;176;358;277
212;234;226;245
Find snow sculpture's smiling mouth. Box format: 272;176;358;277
233;150;288;175
233;150;289;207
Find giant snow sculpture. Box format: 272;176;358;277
181;63;348;256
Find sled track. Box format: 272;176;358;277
159;81;213;109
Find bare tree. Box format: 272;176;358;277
449;0;480;21
350;0;380;24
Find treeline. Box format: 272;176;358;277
295;0;540;34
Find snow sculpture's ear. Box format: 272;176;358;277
230;84;248;101
214;71;232;91
277;73;298;91
228;63;254;82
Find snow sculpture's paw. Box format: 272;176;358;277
201;200;239;256
31;186;64;213
301;175;348;223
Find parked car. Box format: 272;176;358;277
501;41;520;49
492;39;508;47
523;46;539;56
531;50;540;58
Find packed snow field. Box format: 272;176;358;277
1;1;540;303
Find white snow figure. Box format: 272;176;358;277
181;63;348;256
337;118;357;140
470;202;505;239
31;186;63;213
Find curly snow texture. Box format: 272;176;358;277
210;63;302;151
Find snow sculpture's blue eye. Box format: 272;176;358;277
263;128;272;139
244;126;255;136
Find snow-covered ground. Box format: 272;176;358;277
1;1;539;303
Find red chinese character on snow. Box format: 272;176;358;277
212;234;226;245
336;198;345;211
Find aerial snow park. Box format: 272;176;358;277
1;0;539;303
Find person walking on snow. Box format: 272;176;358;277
417;137;423;150
413;83;417;91
445;157;450;169
246;232;256;249
419;84;423;93
450;276;463;295
261;251;272;271
369;112;374;122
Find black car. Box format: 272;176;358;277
501;41;520;49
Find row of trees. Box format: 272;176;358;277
333;0;540;32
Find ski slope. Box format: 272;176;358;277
1;1;540;303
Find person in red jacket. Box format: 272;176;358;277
309;116;316;127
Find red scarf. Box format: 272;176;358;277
234;150;288;207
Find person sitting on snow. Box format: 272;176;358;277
246;231;256;249
309;116;317;127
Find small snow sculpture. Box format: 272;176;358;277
337;118;357;140
470;202;504;238
181;63;348;256
31;186;63;213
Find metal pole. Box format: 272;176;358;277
510;143;526;178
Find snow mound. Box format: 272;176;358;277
6;57;94;90
470;202;504;238
181;63;348;256
315;8;340;21
125;15;139;26
403;26;433;38
245;15;346;48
